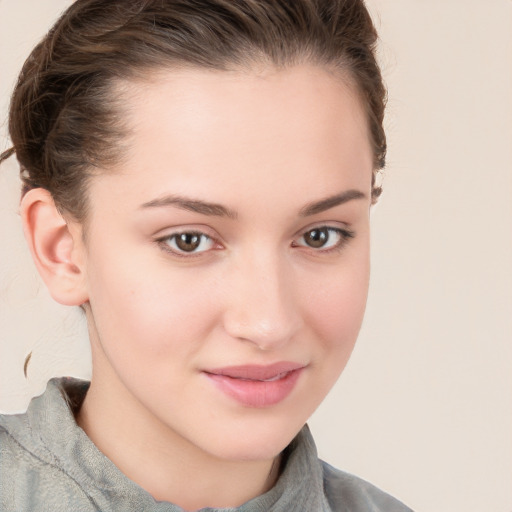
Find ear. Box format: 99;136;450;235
20;188;89;306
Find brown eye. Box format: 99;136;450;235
295;226;354;251
303;228;329;248
161;232;215;255
175;233;202;252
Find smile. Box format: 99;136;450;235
203;362;305;408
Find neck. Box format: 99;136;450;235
75;374;281;511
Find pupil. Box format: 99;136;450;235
306;229;328;248
176;233;200;252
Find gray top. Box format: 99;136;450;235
0;377;413;511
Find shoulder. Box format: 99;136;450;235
281;426;413;512
321;460;414;512
1;424;96;512
0;381;98;512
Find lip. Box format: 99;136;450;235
203;362;305;408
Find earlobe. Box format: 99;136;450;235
20;188;89;306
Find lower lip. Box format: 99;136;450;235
205;368;303;408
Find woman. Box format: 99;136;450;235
0;1;412;510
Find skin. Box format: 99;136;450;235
37;64;374;510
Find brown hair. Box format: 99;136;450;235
1;0;386;221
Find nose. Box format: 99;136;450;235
222;251;303;351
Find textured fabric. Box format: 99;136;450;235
0;378;413;511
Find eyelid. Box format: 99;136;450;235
154;226;224;258
293;218;352;235
152;223;219;239
292;224;355;252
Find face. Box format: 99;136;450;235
78;64;373;462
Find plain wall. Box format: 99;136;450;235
1;1;510;511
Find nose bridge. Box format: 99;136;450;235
223;247;302;350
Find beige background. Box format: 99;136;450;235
1;1;511;511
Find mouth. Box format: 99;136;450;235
203;362;305;408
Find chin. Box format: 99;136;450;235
198;414;307;463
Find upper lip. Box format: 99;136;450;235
204;362;305;381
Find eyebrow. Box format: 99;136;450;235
140;195;238;219
299;189;367;216
140;189;366;219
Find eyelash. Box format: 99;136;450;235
157;231;218;257
291;227;354;253
156;226;355;258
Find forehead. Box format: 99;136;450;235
91;64;373;212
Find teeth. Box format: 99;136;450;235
227;371;290;382
262;372;287;382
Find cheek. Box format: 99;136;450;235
283;250;370;422
301;253;370;352
85;249;222;363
